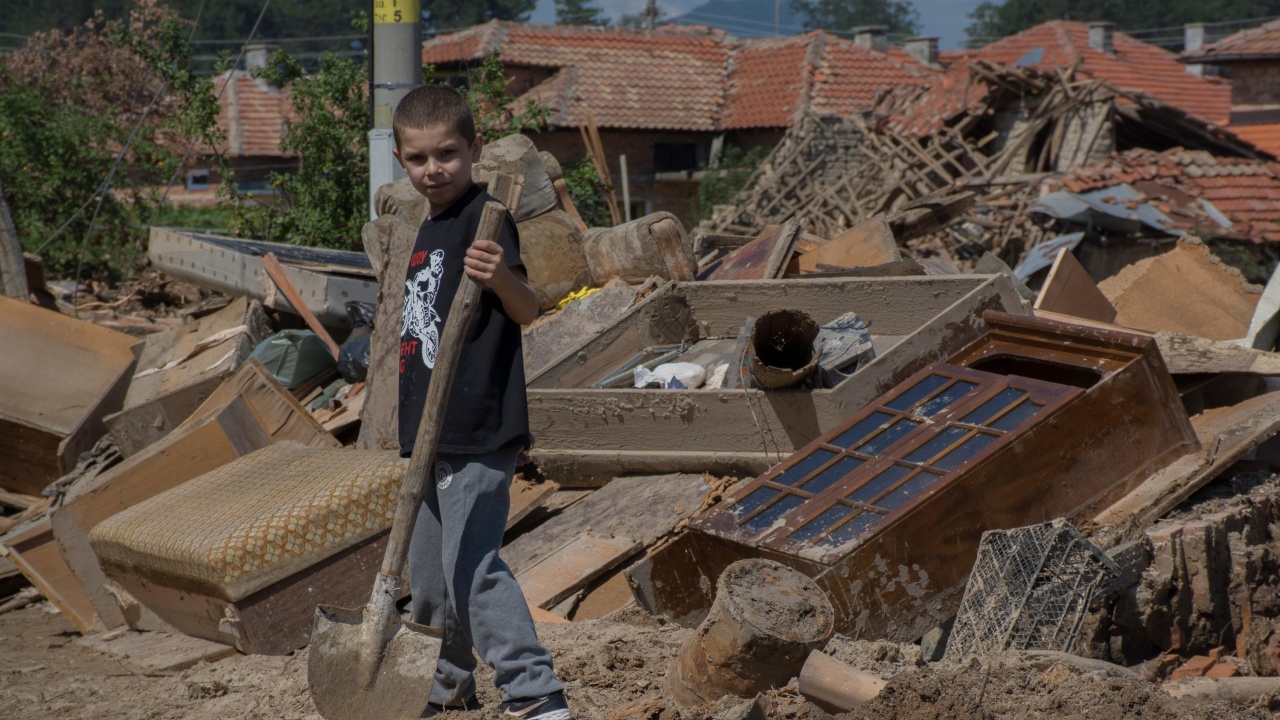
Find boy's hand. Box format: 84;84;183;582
463;239;507;287
463;238;539;325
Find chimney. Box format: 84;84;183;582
244;43;279;72
852;26;889;53
904;36;939;67
1184;22;1207;76
1088;21;1115;54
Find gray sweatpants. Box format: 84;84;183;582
407;447;563;705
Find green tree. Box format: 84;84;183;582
0;0;365;42
792;0;920;37
0;0;220;277
461;53;551;141
556;0;607;25
965;0;1277;47
224;50;370;249
692;146;768;223
562;160;612;228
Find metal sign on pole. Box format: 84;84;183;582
370;0;423;219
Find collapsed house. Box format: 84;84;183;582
710;61;1268;280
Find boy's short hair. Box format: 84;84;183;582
393;85;476;146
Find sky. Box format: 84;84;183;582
528;0;986;50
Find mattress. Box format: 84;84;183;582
90;442;406;602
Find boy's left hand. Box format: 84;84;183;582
463;239;508;287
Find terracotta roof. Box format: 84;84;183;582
425;22;731;131
720;34;817;129
1183;19;1280;63
212;71;293;157
1229;122;1280;157
968;21;1230;125
1060;148;1280;243
422;22;940;131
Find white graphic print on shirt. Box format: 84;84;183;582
402;249;445;369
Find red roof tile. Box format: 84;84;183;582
720;34;815;129
423;22;940;131
1229;122;1280;157
971;21;1230;125
1061;148;1280;243
1183;19;1280;62
211;71;294;157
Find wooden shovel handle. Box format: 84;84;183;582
381;201;505;577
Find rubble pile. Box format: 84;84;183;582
9;85;1280;720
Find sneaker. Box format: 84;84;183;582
420;695;483;717
499;691;573;720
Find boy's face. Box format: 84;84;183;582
393;123;483;215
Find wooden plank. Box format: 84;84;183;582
0;490;40;511
105;298;271;458
1098;238;1260;341
569;568;636;621
707;222;802;281
508;477;558;530
531;450;773;487
76;628;238;672
261;252;340;358
0;297;137;495
3;517;101;634
515;533;640;610
504;474;712;575
1095;389;1280;528
1154;331;1280;375
523;278;640;379
0;173;27;299
680;276;997;337
1033;248;1117;323
795;217;899;274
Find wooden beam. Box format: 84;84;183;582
0;172;28;300
260;252;340;359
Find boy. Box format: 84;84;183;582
392;84;571;720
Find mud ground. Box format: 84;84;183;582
1;601;1271;719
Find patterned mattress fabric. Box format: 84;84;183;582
90;442;406;602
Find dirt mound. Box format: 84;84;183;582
837;655;1268;720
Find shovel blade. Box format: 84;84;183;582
309;603;442;720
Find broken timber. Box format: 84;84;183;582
0;297;137;495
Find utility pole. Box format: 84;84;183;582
369;0;423;219
645;0;657;31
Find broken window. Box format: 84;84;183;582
710;363;1080;555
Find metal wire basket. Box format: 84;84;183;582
944;520;1119;661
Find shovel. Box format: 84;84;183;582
309;201;507;720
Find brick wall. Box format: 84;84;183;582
1231;62;1280;106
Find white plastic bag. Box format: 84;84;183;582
633;362;707;389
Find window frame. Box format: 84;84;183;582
696;362;1082;561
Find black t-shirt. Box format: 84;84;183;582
398;183;532;457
